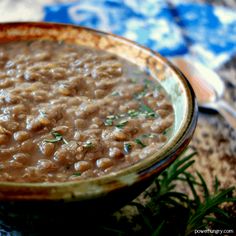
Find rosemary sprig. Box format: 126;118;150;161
99;150;236;236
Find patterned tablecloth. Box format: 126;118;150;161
0;0;235;234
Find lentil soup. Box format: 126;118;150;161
0;40;174;183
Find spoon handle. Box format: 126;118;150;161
216;100;236;130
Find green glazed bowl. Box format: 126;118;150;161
0;22;198;228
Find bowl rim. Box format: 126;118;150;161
0;22;198;200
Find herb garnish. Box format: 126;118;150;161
116;120;128;129
104;115;117;126
128;106;157;119
83;140;93;148
132;134;156;149
124;143;132;154
119;113;126;118
133;78;153;100
104;119;113;126
139;103;157;118
134;138;146;148
134;90;147;100
103;104;156;130
104;114;129;128
163;128;171;135
111;91;120;96
39;110;46;117
107;115;116;119
127;109;139;118
139;103;154;113
141;133;157;138
99;151;236;236
72;172;81;177
44;132;68;144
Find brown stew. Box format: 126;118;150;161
0;40;174;182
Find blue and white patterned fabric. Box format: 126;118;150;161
42;1;235;69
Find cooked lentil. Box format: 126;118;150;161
0;40;174;182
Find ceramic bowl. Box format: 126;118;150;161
0;22;198;228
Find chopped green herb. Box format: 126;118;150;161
141;133;157;138
116;120;128;129
124;143;132;154
104;115;117;126
163;128;171;135
44;137;58;143
134;138;146;148
104;119;113;126
134;90;147;100
83;140;93;148
44;132;68;144
133;79;153;100
128;109;139;118
39;110;46;117
119;113;126;118
111;91;120;96
139;104;157;118
140;104;154;113
107;115;116;119
63;139;68;145
145;112;156;118
72;172;81;177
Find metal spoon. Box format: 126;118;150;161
171;57;236;130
